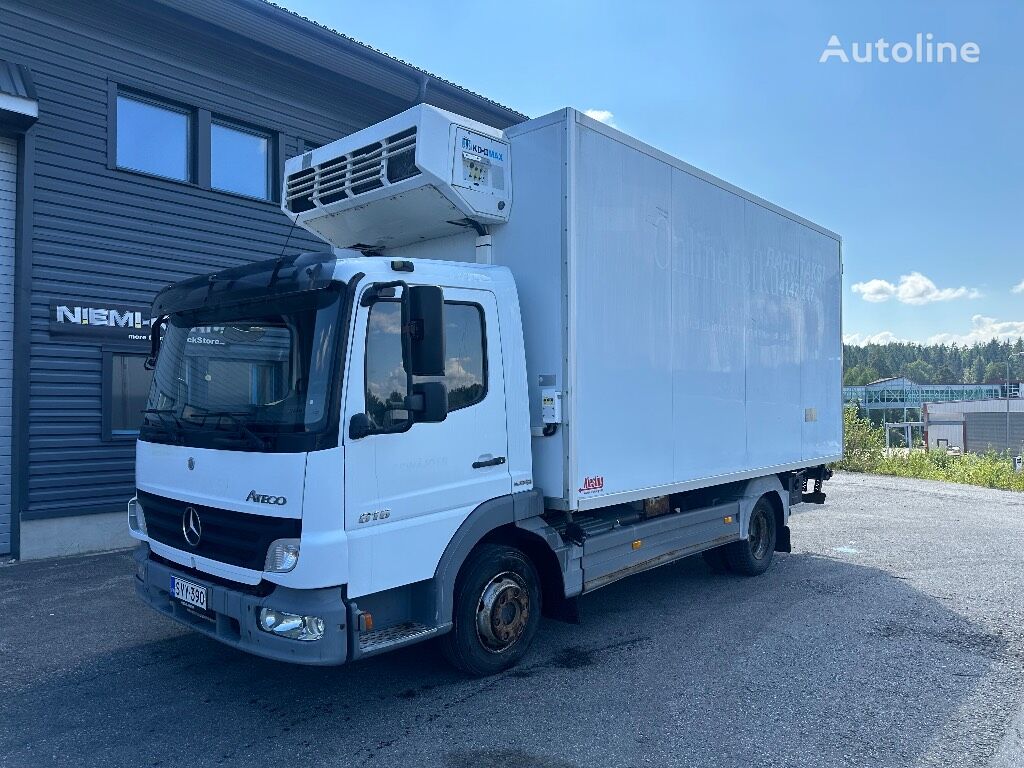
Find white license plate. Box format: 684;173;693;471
170;576;208;611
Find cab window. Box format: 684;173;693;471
364;301;486;430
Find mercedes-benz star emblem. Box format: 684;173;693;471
182;506;202;547
187;457;195;471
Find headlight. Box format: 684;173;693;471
128;497;147;536
265;538;300;573
258;608;324;641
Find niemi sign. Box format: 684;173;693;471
49;303;154;343
49;304;232;347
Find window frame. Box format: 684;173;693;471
113;89;194;184
435;300;488;413
101;348;154;441
361;297;488;436
107;81;283;204
210;118;274;202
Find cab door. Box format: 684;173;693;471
342;285;510;597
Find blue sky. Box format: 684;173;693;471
287;0;1022;346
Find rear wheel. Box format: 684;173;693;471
440;543;542;676
725;496;777;576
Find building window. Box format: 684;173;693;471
105;353;154;438
116;93;191;181
364;300;486;431
211;121;271;199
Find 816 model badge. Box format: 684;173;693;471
358;509;391;524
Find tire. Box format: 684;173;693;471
440;543;542;676
725;496;777;576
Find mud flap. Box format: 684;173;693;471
775;525;792;553
545;594;581;624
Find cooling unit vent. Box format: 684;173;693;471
285;128;420;214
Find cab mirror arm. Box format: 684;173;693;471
407;382;447;423
349;412;372;440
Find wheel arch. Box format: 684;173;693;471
737;475;789;540
478;524;566;619
432;490;562;626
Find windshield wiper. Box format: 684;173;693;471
140;408;185;443
184;406;268;449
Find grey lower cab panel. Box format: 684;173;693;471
581;502;741;592
134;546;348;665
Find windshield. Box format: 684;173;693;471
140;287;347;452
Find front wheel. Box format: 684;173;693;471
440;544;542;676
725;496;777;576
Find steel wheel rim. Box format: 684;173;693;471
475;571;530;653
749;509;771;560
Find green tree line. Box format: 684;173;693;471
844;338;1024;386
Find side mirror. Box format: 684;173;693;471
402;285;445;377
349;412;371;440
407;382;448;424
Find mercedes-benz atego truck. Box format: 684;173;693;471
130;106;840;675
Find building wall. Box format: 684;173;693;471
925;398;1024;417
0;135;15;553
924;399;1024;453
925;423;964;451
0;0;517;557
965;412;1024;454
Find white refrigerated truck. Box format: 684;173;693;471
131;105;841;675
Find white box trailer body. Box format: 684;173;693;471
380;108;843;511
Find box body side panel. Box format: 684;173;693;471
568;118;841;509
570;125;675;506
669;167;750;480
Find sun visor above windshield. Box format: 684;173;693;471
151;251;339;317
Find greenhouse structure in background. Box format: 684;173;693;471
844;377;1024;454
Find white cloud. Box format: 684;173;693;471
584;109;617;127
851;271;981;305
1013;279;1024;294
896;272;981;304
843;331;903;346
927;315;1024;346
850;278;896;303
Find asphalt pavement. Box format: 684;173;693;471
1;472;1022;768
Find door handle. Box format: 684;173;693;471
472;456;506;469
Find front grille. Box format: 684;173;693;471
285;127;420;214
139;491;300;571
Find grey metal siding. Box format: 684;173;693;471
0;0;516;525
965;412;1024;454
0;136;14;553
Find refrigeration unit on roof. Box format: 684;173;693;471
282;104;512;251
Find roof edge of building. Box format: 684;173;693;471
153;0;527;126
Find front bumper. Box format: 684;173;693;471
133;545;348;665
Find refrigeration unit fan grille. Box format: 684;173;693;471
284;127;419;214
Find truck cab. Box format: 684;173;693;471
132;251;542;668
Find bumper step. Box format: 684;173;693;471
358;621;440;656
